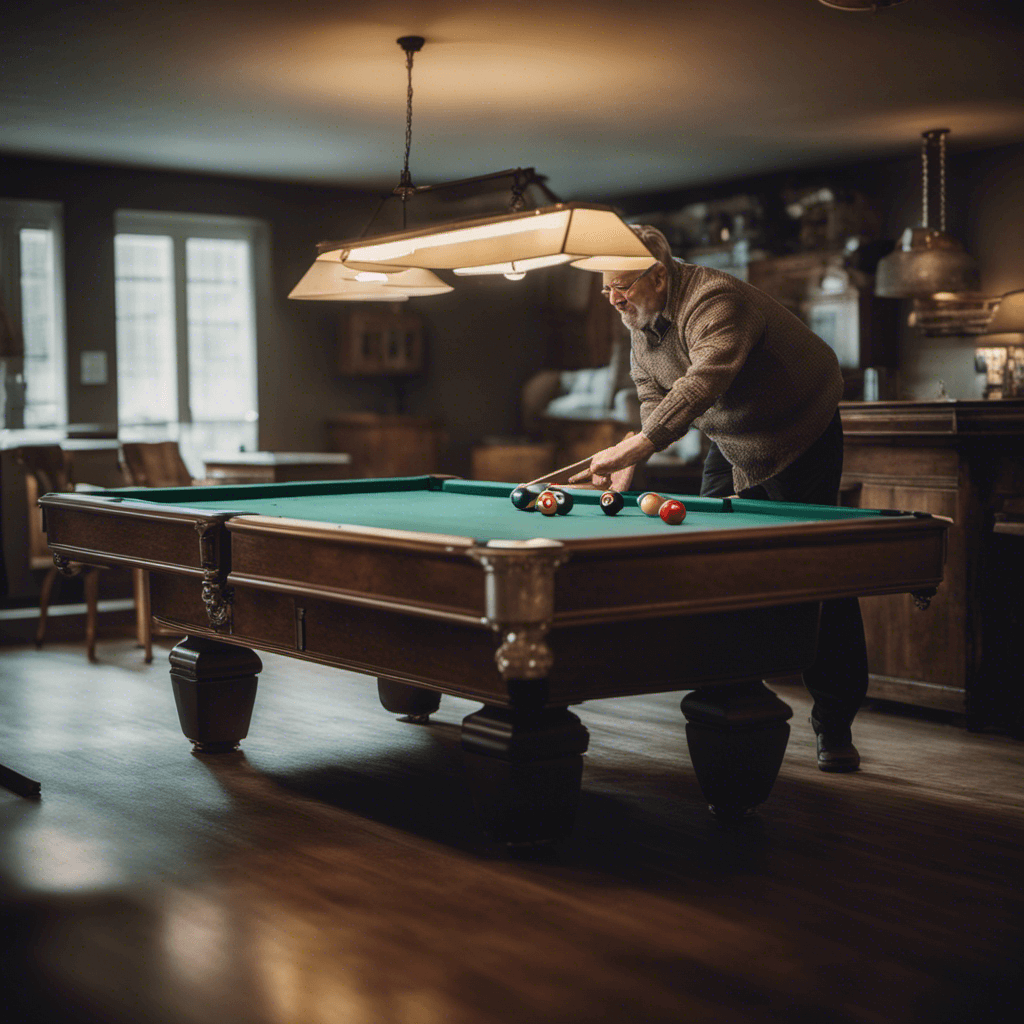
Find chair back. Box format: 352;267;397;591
119;441;193;487
15;444;74;494
14;445;73;567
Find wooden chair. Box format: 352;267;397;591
118;441;194;488
118;441;199;652
15;445;152;662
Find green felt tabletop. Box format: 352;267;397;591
98;476;888;544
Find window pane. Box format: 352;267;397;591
115;234;177;425
185;238;256;425
20;228;63;427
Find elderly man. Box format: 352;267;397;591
571;225;865;772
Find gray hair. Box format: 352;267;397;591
630;224;674;268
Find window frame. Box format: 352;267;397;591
0;198;67;427
113;209;268;437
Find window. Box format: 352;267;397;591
114;211;265;471
0;200;66;428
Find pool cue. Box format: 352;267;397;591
524;454;601;488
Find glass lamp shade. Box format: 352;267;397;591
289;262;450;300
318;203;655;274
982;289;1024;343
875;227;981;299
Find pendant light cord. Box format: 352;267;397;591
395;36;425;228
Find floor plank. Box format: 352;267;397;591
1;640;1021;1024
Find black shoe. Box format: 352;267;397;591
812;720;861;773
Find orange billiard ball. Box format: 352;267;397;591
537;490;560;516
659;499;686;525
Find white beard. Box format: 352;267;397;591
618;305;658;332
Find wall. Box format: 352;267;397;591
602;141;1024;401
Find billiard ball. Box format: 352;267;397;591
510;482;549;511
537;490;560;516
510;485;534;510
638;492;667;517
659;499;686;525
600;490;624;516
551;488;574;515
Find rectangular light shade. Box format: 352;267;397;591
318;203;656;274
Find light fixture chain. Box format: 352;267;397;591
939;129;946;233
921;131;928;229
402;46;415;190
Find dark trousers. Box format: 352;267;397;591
700;411;869;732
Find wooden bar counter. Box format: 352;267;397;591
840;399;1024;730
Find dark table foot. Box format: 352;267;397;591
680;680;793;818
169;637;262;752
461;704;589;845
377;678;442;723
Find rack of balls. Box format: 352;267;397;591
509;485;685;524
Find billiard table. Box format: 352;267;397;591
39;476;948;844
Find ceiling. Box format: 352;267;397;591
2;0;1023;199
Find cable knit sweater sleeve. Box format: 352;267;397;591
640;284;766;451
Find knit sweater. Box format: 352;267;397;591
632;259;844;492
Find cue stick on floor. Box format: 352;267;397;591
0;762;41;799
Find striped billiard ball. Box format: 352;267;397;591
537;490;560;516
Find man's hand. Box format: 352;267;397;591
568;432;656;490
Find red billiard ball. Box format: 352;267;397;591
659;499;686;525
600;490;625;515
537;490;560;516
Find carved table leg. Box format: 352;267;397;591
680;680;793;819
461;702;589;846
377;678;441;722
169;637;262;753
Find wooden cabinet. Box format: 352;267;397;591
325;413;444;478
840;400;1024;730
338;310;424;376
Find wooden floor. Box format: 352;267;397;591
1;639;1022;1024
